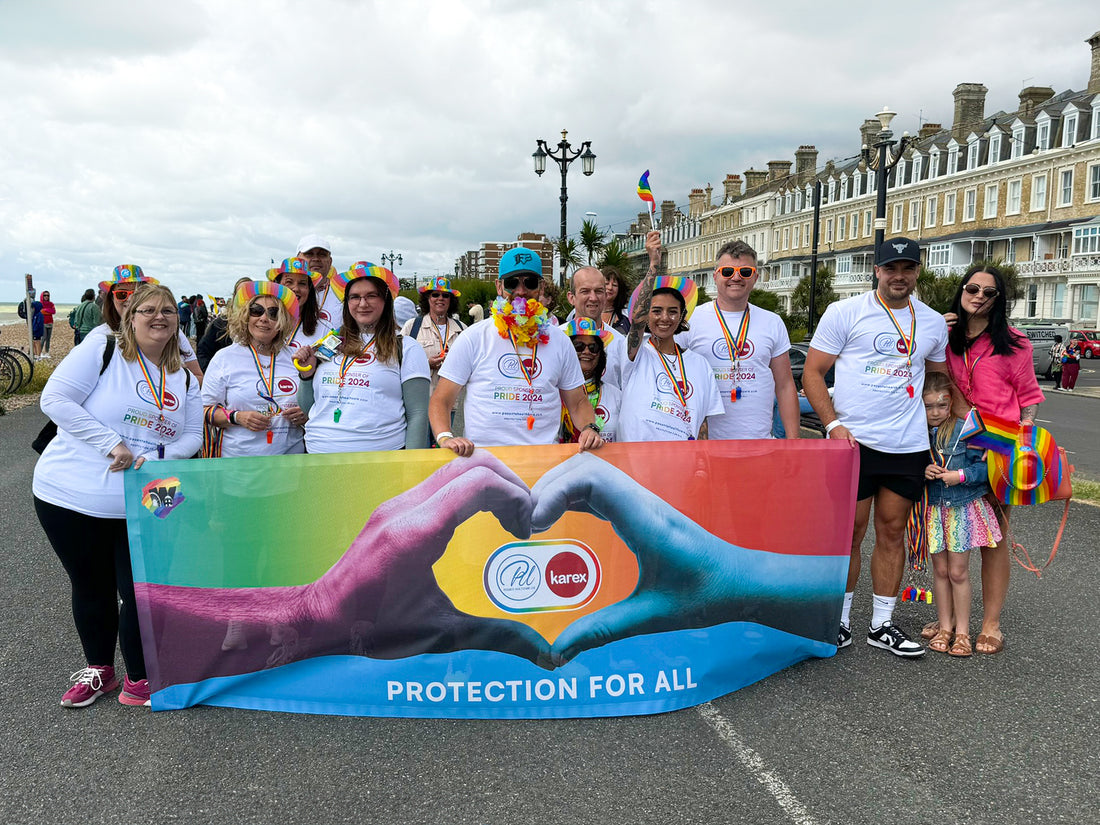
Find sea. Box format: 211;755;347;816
0;303;78;326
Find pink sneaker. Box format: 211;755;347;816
119;675;151;707
60;665;119;708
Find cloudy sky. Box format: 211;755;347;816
2;0;1097;301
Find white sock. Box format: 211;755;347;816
840;592;854;629
871;594;896;630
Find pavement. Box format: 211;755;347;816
2;404;1098;825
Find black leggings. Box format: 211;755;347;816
34;498;146;679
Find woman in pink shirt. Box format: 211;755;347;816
943;263;1044;655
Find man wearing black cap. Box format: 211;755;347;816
803;237;949;657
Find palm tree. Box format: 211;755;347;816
578;219;607;265
916;267;962;314
596;238;631;273
554;237;583;276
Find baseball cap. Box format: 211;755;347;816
296;234;332;255
876;237;921;266
498;247;542;280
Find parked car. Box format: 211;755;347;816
1070;329;1100;359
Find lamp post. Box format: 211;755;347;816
533;129;596;286
861;107;913;285
380;250;403;273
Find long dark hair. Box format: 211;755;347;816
571;335;607;390
276;272;319;336
601;266;629;314
947;263;1023;356
342;276;401;364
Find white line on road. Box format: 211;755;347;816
696;702;821;825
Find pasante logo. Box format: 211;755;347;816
484;539;601;613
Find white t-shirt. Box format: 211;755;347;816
33;335;203;518
85;323;196;364
201;344;306;456
561;381;622;444
305;335;430;453
314;279;343;337
439;319;585;446
679;302;791;439
618;337;725;442
287;318;327;352
810;291;949;453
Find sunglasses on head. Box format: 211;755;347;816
572;340;601;354
248;304;280;320
502;274;541;291
716;266;757;279
963;284;999;299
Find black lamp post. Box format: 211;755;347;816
380;251;403;272
533;129;596;286
861;107;912;284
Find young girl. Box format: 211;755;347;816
920;372;1003;657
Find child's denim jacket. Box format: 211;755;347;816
925;418;992;508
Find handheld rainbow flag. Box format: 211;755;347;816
637;170;658;228
958;407;984;441
964;409;1019;456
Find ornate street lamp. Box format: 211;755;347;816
380;250;403;272
533;129;596;286
861;107;913;280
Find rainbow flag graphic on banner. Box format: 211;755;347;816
964;409;1018;456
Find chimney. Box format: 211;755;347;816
1018;85;1055;117
767;160;793;183
1089;31;1100;94
688;188;705;217
859;119;880;151
704;183;713;210
660;200;677;226
794;146;818;184
952;83;988;140
723;173;742;201
919;122;942;140
743;168;768;191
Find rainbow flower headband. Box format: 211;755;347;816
234;280;300;321
331;262;398;302
627;274;699;322
491;297;551;346
100;264;158;293
562;316;613;347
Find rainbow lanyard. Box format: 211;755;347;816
873;292;917;397
334;338;375;423
508;330;538;430
428;317;451;356
962;343;984;403
136;350;167;458
651;338;689;409
714;302;749;403
249;345;281;414
288;319;302;346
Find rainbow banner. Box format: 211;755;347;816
125;442;856;718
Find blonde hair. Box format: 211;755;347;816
922;371;958;452
117;283;184;373
227;295;295;353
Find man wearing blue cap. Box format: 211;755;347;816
429;248;604;454
803;236;950;657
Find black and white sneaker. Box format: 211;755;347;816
867;622;925;657
837;625;852;648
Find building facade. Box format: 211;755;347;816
455;232;554;280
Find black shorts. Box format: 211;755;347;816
856;444;927;502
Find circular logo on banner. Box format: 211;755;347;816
874;333;909;357
545;552;589;598
136;382;180;411
276;377;296;394
484;540;601;613
494;554;540;602
656;373;694;400
711;338;754;362
497;353;543;381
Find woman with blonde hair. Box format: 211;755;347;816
201;281;306;456
34;283;202;708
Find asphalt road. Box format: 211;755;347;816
1035;361;1100;479
2;404;1098;825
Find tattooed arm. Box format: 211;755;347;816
626;230;666;361
1020;404;1038;425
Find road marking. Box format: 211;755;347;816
696;702;820;825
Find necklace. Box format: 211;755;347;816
250;345;280;443
872;292;917;398
713;302;750;403
650;338;694;439
508;330;538;430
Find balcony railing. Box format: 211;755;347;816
1014;255;1100;275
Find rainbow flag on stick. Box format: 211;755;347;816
964;409;1019;456
637;170;657;228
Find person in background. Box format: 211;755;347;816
20;291;45;359
1060;338;1081;391
394;296;418;329
402;277;467;388
539;280;561;324
177;295;193;338
34;282;202;708
193;296;210;341
72;289;101;345
601;266;631;335
468;301;485;324
39;290;56;358
198;277;252;371
296;234;343;331
567;266;626;389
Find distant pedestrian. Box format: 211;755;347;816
178;296;193;337
193;296;210;341
1049;335;1064;390
1060;340;1081;391
39;291;56;357
72;289;101;345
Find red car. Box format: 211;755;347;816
1070;330;1100;359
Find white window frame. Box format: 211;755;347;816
836;254;852;276
967;138;979;169
1093;103;1100;141
948;145;959;173
908;198;920;230
1007;178;1022;215
989;133;1001;165
925;195;937;227
929;149;940;179
837;215;846;241
928;243;950;268
851;211;859;238
1037;117;1051;151
839;175;848;201
944;192;957;225
1088;163;1100;202
828;179;837;202
853;170;862;195
1012;126;1025;158
795;190;803;211
1073;226;1100;254
825;218;834;243
1058;168;1074;207
963;188;977;222
864;209;872;237
1031;173;1048;211
897;159;908;186
1064;113;1078;147
912;155;923;182
983;183;998;219
892;204;903;232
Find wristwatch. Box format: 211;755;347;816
584;422;601;434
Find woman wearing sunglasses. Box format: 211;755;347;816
941;262;1044;655
402;277;468;387
619;231;724;442
294;263;430;453
201;281;306;456
85;265;204;386
34;283;202;708
560;317;621;443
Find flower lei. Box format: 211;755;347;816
491;297;551;346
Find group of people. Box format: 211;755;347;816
17;289;56;359
1049;334;1082;391
33;229;1042;711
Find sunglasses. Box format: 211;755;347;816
716;266;757;279
134;307;176;319
501;274;541;291
572;340;601;354
248;304;280;320
963;284;999;299
429;291;447;299
112;288;134;300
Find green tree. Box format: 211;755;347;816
916;268;962;314
790;266;839;331
578;219;607;265
971;258;1022;304
554;237;583;276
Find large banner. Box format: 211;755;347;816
126;441;857;718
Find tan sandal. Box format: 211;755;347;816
920;621;941;641
948;633;972;657
975;632;1004;654
928;628;953;653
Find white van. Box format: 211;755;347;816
1015;324;1072;376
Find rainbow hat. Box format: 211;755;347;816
418;276;461;297
562;316;613;347
331;262;398;302
626;275;699;322
265;256;323;287
987;423;1063;505
99;264;158;294
233;280;300;322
